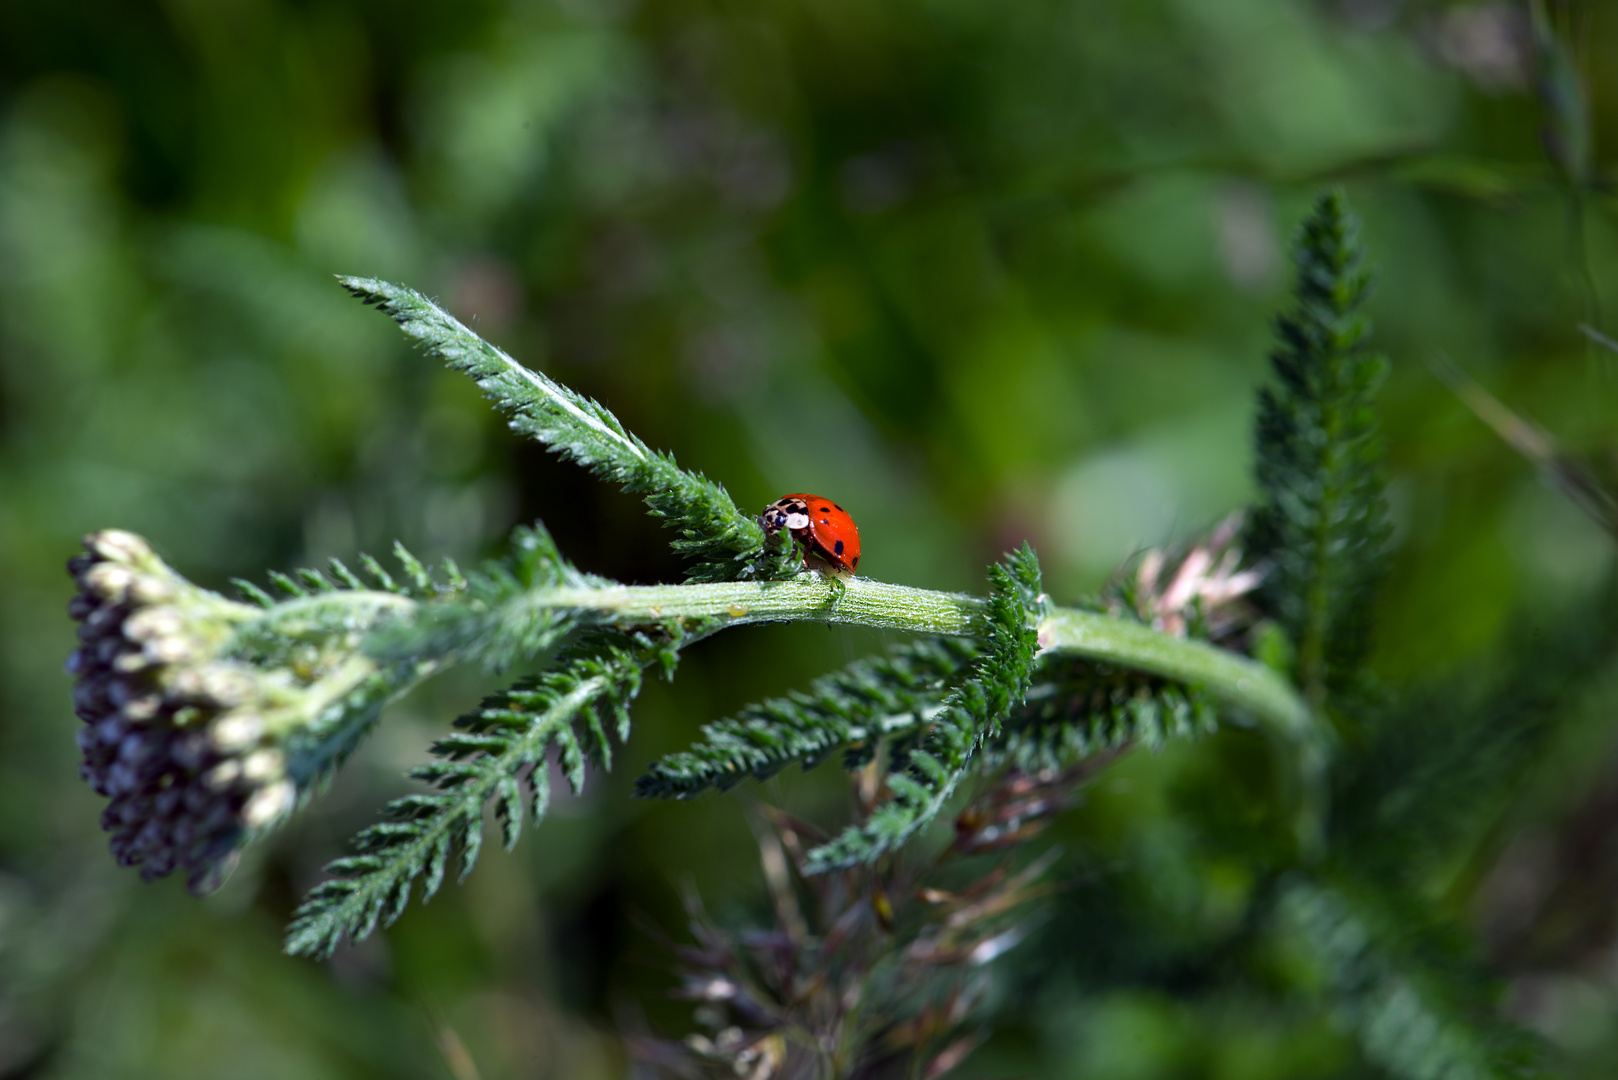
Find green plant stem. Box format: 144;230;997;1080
548;576;984;636
1039;606;1328;853
252;574;1312;741
1035;608;1312;738
541;578;1311;738
560;576;1322;849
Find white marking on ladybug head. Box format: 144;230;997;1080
784;512;810;530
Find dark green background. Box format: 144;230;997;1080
1;1;1615;1077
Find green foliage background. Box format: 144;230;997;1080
2;1;1617;1077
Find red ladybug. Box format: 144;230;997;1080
762;493;861;575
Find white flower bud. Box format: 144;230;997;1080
196;666;256;708
89;530;152;565
123;607;184;643
241;749;286;783
168;668;206;699
143;635;196;665
128;575;176;605
170;664;256;706
242;780;295;829
203;760;242;791
209;711;264;751
114;652;155;675
122;695;162;723
85;563;135;600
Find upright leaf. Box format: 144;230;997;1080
342;277;775;582
1248;189;1390;711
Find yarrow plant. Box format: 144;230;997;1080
66;530;426;892
64;264;1312;942
63;190;1571;1078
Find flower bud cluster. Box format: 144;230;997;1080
1127;513;1263;642
67;531;297;893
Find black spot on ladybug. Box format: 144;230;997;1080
834;540;845;555
852;556;859;567
819;506;831;513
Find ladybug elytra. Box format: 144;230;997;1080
762;493;861;575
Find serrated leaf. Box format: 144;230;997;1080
284;641;654;958
803;546;1044;873
341;276;778;583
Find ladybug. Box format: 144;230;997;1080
762;493;861;575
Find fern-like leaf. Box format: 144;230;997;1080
637;643;1217;806
634;637;978;800
366;522;604;670
800;545;1045;873
1247;189;1390;709
994;658;1217;774
239;541;445;606
341;276;774;582
284;639;650;958
1278;875;1544;1080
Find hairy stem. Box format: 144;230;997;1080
1035;609;1311;738
260;575;1312;742
532;579;1311;739
550;576;984;636
1039;607;1327;852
